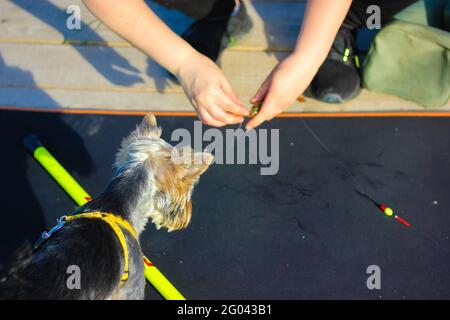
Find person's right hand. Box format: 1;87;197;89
175;52;249;127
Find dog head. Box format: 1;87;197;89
114;113;213;232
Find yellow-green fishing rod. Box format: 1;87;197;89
23;134;185;300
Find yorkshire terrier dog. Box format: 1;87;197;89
0;113;213;299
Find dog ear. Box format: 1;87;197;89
171;147;214;179
149;151;212;232
137;113;161;138
184;152;214;179
151;151;213;186
115;113;161;169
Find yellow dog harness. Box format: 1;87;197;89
36;212;137;286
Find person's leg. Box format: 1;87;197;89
180;0;252;63
153;0;214;20
344;0;419;29
310;0;417;103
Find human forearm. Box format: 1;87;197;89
247;0;353;129
83;0;247;126
82;0;196;75
292;0;353;69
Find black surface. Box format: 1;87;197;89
0;110;449;299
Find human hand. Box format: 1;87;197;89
246;53;316;129
176;52;249;127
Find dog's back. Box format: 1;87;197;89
1;113;212;299
0;219;143;300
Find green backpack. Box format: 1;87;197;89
362;0;450;108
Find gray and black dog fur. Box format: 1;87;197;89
0;114;213;299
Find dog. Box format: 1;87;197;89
0;113;213;299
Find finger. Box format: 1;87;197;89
250;78;270;104
245;95;278;130
245;109;267;130
198;108;227;127
220;78;246;108
216;90;249;117
209;104;244;124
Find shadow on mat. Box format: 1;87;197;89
0;55;93;266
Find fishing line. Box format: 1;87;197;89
301;118;410;228
230;103;409;227
301;118;366;195
234;104;261;138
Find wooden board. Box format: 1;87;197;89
0;0;303;51
0;0;447;113
0;42;282;95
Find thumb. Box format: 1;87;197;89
245;95;276;130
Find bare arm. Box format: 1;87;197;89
82;0;192;75
294;0;353;72
247;0;353;129
83;0;248;125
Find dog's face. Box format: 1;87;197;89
114;113;213;232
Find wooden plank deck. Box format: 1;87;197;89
0;0;448;112
0;0;303;50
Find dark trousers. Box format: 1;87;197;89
344;0;418;29
154;0;419;28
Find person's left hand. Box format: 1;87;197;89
246;53;316;129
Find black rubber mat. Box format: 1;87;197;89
1;110;449;299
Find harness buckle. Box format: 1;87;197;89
33;216;68;250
